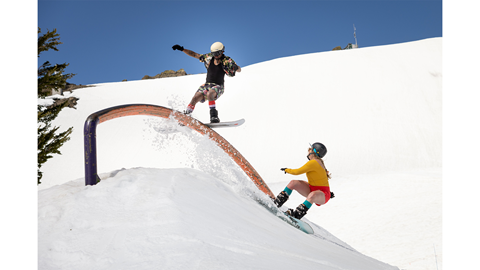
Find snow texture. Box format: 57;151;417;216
39;38;442;270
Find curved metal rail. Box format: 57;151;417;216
83;104;274;199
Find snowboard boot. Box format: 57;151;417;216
288;203;309;220
210;108;220;123
274;191;289;208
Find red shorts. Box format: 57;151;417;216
309;185;331;206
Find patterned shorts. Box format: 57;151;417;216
197;83;224;103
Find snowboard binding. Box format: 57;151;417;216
286;203;309;220
274;191;289;208
210;108;220;123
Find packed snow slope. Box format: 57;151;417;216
39;168;396;270
39;38;441;269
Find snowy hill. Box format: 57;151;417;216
39;168;396;270
39;38;442;269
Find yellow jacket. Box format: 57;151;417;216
285;159;329;187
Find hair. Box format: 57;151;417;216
309;147;331;179
318;158;332;179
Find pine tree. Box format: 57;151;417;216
37;28;75;97
37;28;76;184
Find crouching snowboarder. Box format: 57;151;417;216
172;42;241;123
274;142;334;219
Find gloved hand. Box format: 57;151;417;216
280;168;288;174
172;44;184;51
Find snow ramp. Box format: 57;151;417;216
83;104;274;199
38;167;399;270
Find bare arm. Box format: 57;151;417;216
183;49;201;59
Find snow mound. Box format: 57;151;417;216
39;167;397;270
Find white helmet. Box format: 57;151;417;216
210;42;225;53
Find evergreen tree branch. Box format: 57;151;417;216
38;27;62;56
37;28;76;185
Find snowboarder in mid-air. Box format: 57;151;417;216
172;42;241;123
274;142;334;219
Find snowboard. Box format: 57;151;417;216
205;119;245;128
253;197;314;234
282;211;314;234
157;118;244;134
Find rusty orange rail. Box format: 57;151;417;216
84;104;274;199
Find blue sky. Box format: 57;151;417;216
38;0;442;85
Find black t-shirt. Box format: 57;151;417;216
206;56;225;85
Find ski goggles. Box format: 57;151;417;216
212;50;223;57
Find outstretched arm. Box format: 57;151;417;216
172;44;201;59
284;160;315;175
183;49;201;59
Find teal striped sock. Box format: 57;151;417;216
303;200;312;209
283;187;292;196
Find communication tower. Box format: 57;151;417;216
352;24;358;48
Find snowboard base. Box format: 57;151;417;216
282;211;314;234
205;119;245;128
156;118;245;133
253;197;314;234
